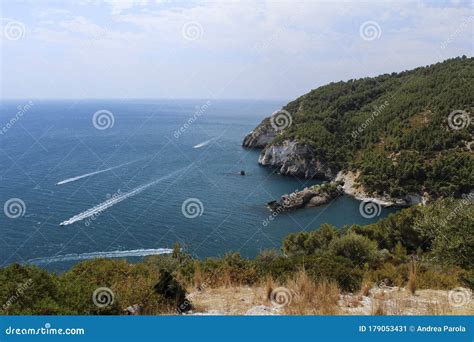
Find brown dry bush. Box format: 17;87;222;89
283;270;340;315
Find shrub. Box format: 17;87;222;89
415;198;474;268
303;254;364;292
366;262;406;287
154;269;187;309
283;224;338;255
352;206;427;252
392;242;408;264
329;233;379;266
0;264;61;315
60;259;143;315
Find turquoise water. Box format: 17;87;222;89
0;99;395;271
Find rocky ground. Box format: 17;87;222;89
335;170;429;208
185;286;473;316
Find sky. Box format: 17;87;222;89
0;0;472;100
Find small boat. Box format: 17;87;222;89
240;170;246;176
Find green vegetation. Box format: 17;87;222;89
0;198;471;315
310;181;343;196
275;56;473;197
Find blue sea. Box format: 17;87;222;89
0;99;395;271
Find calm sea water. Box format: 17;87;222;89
0;99;395;271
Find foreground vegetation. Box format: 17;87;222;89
0;198;472;315
275;56;473;198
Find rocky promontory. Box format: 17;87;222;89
242;114;430;209
267;182;343;212
242;116;336;179
242;117;278;148
242;58;472;211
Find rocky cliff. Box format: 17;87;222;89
242;58;473;208
242;117;277;148
243;121;426;209
258;140;336;179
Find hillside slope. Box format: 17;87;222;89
244;57;473;201
1;198;472;315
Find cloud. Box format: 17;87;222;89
38;8;72;18
58;16;111;39
102;0;151;15
2;0;472;99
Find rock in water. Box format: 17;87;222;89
267;182;343;212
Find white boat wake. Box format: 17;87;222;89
26;248;174;264
193;138;216;149
56;159;143;186
59;166;190;226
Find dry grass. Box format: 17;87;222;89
359;279;373;297
362;287;474;316
183;266;473;316
371;299;386;315
185;283;474;316
193;262;204;289
371;290;386;315
283;270;340;315
264;276;276;303
407;258;417;295
221;268;232;288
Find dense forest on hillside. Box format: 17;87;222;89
275;56;473;197
1;198;472;315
